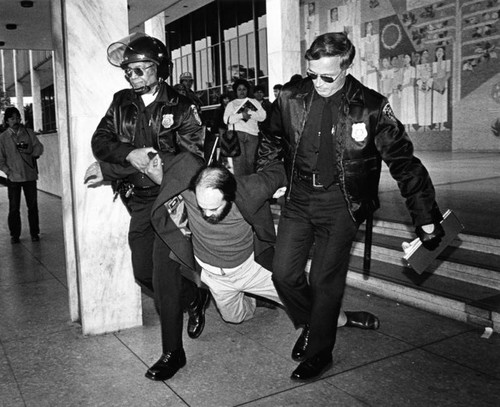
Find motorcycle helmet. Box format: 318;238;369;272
107;32;171;81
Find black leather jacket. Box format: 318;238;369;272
257;74;442;226
92;82;204;173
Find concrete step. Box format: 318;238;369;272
352;229;500;291
303;251;500;333
360;219;500;255
274;206;500;332
348;220;500;333
345;257;500;333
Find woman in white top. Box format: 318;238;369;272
416;49;433;132
432;47;451;131
223;79;266;175
400;53;417;132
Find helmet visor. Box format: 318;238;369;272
107;32;158;67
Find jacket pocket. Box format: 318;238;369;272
343;156;380;208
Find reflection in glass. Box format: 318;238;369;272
166;0;268;109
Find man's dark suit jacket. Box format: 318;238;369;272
151;152;287;286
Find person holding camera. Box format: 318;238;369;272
0;106;44;243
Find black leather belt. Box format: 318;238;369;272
293;168;338;188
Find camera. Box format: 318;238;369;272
16;142;28;150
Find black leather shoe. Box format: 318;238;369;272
187;289;210;339
345;311;380;330
291;349;333;382
145;349;186;381
291;325;310;362
11;237;20;244
31;235;40;242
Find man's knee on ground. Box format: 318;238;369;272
220;310;253;324
218;302;255;324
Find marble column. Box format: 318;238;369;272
29;51;43;132
13;50;25;121
266;0;301;100
51;0;141;335
1;50;5;97
144;13;166;40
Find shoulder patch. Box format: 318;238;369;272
191;105;202;125
383;103;397;123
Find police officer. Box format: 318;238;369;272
179;72;203;110
88;33;209;381
257;32;444;382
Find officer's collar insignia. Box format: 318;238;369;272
162;114;174;128
351;122;368;142
191;105;202;125
383;103;397;123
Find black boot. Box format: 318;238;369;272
187;289;210;339
291;325;310;362
145;349;186;381
291;348;333;382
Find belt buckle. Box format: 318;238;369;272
312;172;323;188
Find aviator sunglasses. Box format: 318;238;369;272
124;64;155;78
306;69;344;84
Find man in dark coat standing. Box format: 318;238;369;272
257;32;444;382
86;33;209;382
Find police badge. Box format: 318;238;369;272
162;114;174;128
351;123;368;142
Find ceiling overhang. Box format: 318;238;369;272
0;0;213;51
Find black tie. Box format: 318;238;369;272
317;99;336;187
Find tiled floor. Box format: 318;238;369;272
1;152;500;406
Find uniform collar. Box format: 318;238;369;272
126;82;181;107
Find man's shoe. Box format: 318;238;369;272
11;237;20;244
187;289;210;339
145;349;186;381
291;349;333;382
291;325;310;362
345;311;380;330
31;235;40;242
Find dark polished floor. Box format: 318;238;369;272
1;152;500;406
376;151;500;239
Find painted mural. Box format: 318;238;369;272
299;0;500;134
460;0;500;98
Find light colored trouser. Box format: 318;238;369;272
197;254;348;326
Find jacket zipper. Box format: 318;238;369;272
286;93;314;202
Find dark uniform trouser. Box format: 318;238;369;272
7;180;39;238
272;180;359;359
128;193;198;353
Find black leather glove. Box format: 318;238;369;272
415;223;445;251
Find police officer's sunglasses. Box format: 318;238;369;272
124;64;155;78
306;69;344;84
